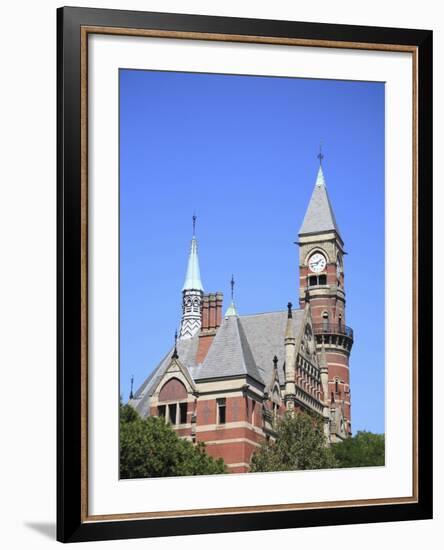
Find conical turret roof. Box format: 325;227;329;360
299;166;341;238
182;220;204;291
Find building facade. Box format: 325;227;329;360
130;163;354;473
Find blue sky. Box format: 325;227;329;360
119;69;385;435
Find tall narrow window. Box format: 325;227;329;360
335;379;339;394
331;392;335;403
217;398;226;424
158;405;166;418
322;312;329;332
179;402;188;424
168;403;177;425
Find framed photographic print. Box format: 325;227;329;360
57;6;433;543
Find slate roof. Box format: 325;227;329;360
238;310;304;389
190;315;265;383
130;309;306;416
299;166;341;237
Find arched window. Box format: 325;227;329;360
322;311;329;332
158;378;188;426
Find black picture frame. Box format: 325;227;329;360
57;5;433;543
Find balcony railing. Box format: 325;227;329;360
312;323;354;340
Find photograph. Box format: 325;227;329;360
119;69;385;478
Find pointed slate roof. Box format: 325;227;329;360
182;236;204;291
191;315;264;384
299;166;341;238
239;310;304;389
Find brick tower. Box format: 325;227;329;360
297;157;353;439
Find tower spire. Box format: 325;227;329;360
180;216;204;339
182;215;204;292
299;151;340;237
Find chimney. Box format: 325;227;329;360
196;292;224;364
201;292;223;331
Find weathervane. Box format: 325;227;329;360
317;144;324;166
230;274;235;301
192;213;197;236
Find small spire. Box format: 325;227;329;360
172;330;179;359
315;165;326;187
182;215;204;292
129;375;134;400
225;274;238;317
273;355;278;370
287;302;293;319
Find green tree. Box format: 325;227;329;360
119;404;227;478
250;410;337;472
332;431;385;468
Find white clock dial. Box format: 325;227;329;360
308;252;327;273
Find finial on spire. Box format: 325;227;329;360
317;143;324;166
172;330;179;358
287;302;293;319
192;213;197;237
273;355;278;370
129;375;134;400
225;275;238;317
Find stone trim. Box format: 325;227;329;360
203;437;261;448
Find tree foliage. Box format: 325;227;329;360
119;404;227;478
250;410;337;472
332;431;385;468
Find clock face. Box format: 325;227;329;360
308;252;327;273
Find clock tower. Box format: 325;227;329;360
298;156;353;439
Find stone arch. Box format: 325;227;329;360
158;377;188;402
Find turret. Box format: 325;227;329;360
297;150;353;438
180;215;204;339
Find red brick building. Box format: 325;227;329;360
130;162;353;473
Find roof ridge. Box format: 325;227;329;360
239;309;304;318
